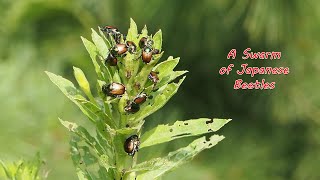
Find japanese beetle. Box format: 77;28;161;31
139;37;147;48
139;37;153;48
102;82;125;97
148;71;159;84
101;26;119;33
112;43;128;55
124;102;140;114
124;135;140;156
133;92;147;105
101;25;121;44
126;41;137;54
142;47;153;64
105;53;118;66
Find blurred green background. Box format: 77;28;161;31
0;0;319;179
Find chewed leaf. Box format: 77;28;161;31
60;119;106;155
130;135;225;179
140;118;231;148
153;30;162;51
70;137;98;180
128;76;186;124
62;119;115;174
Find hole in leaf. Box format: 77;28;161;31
203;141;206;144
169;129;173;132
208;129;212;132
172;133;191;138
126;124;130;128
184;122;189;125
206;119;213;124
205;136;210;141
209;143;212;146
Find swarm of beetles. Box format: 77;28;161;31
100;25;161;157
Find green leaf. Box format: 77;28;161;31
96;80;113;118
91;28;109;58
118;94;129;127
153;57;180;78
141;25;148;37
128;76;186;124
132;135;225;179
98;167;113;180
155;70;188;89
121;53;139;88
46;71;86;113
127;18;138;43
0;153;43;180
73;66;96;104
46;71;115;125
112;71;122;83
81;36;104;81
153;30;162;51
0;160;12;179
116;120;144;135
96;129;113;158
91;29;114;83
75;97;116;128
98;27;112;48
151;57;188;88
140;118;231;148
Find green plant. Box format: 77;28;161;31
0;153;46;180
46;18;231;180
